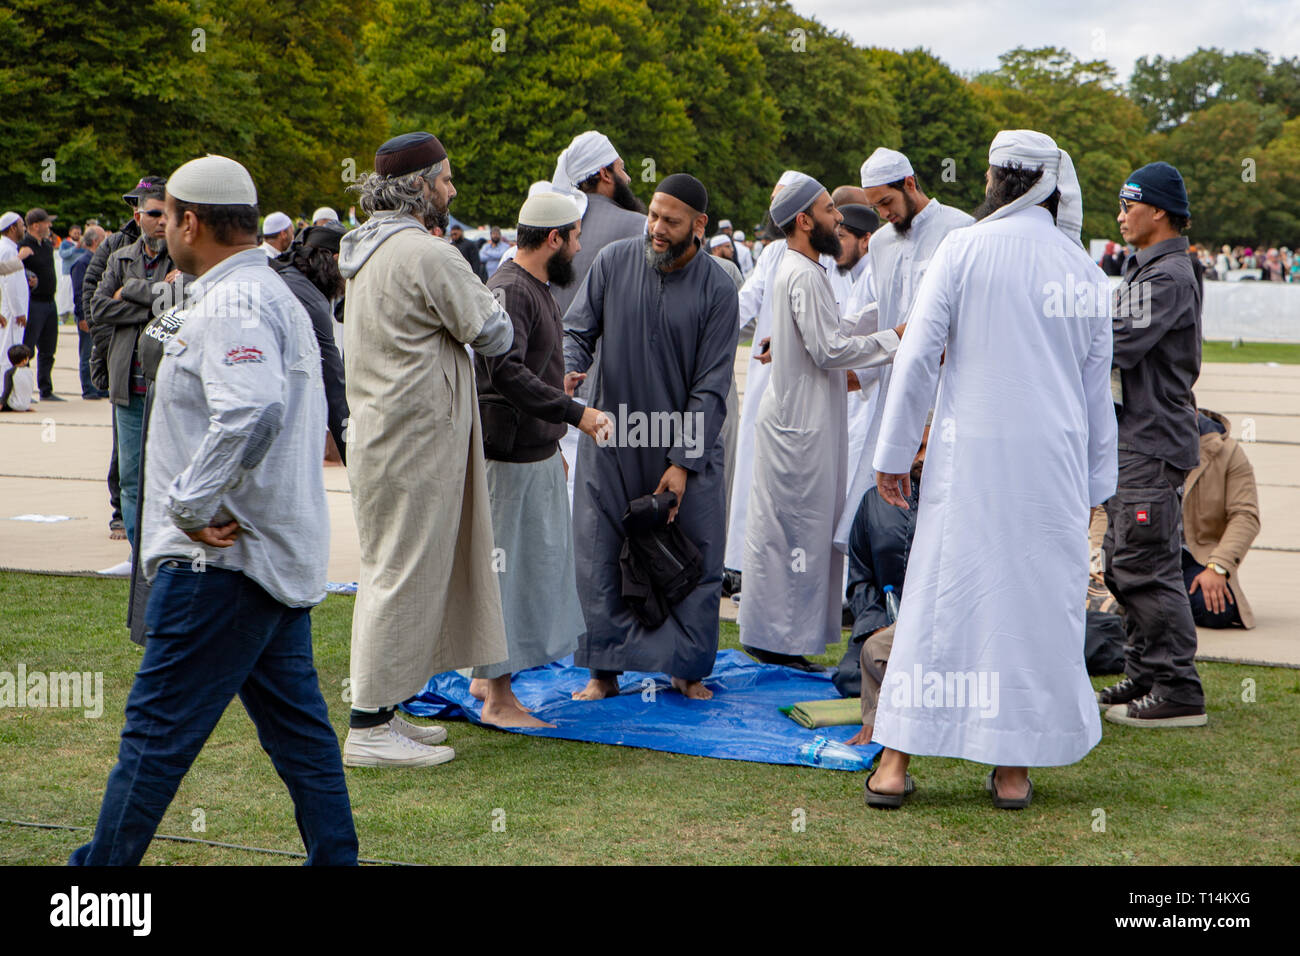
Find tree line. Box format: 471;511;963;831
2;0;1296;246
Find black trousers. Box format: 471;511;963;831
22;298;59;397
1102;451;1204;706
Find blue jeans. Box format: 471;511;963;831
114;394;146;549
69;564;358;865
76;324;103;397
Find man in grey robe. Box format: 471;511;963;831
550;131;647;502
564;174;738;701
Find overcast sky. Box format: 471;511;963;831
789;0;1299;82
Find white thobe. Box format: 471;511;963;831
839;258;878;514
734;242;754;277
724;240;838;571
738;247;900;655
0;236;29;376
833;199;973;551
871;205;1117;766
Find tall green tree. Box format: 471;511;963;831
1257;116;1300;246
0;0;385;228
730;0;899;212
1158;102;1286;245
864;47;997;213
649;0;781;229
973;47;1148;242
1129;48;1300;132
363;0;698;225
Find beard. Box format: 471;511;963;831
836;241;863;275
611;177;646;214
424;196;450;232
892;193;920;236
643;231;693;272
973;191;1005;221
546;246;576;287
809;219;842;258
143;234;167;256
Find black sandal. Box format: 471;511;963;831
986;769;1033;810
864;770;915;809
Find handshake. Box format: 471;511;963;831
564;371;614;443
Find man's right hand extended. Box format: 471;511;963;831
579;406;613;443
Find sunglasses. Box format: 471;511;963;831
1118;198;1144;214
140;209;165;219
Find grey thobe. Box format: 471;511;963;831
564;238;738;680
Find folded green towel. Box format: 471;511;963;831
787;697;862;728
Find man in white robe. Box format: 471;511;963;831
0;213;31;377
865;131;1117;809
724;173;839;585
833;202;882;550
833;149;974;553
737;174;902;667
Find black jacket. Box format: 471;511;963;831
85;219;141;391
1113;236;1202;471
276;264;349;463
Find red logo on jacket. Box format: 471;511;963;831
1135;508;1149;525
224;345;265;366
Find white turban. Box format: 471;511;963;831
708;234;731;249
859;148;914;188
733;230;745;241
551;131;620;219
985;130;1084;246
776;170;802;188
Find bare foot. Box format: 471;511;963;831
469;678;488;702
670;677;713;700
109;527;126;541
571;677;620;701
481;699;555;729
869;748;911;794
846;723;873;746
992;766;1030;800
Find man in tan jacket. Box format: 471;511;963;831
1181;409;1259;628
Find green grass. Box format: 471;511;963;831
1201;341;1300;364
2;571;1298;865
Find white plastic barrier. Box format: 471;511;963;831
1201;280;1300;343
1101;275;1300;343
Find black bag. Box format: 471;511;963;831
478;394;520;460
618;492;704;628
1085;610;1126;675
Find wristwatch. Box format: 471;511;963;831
1206;562;1228;576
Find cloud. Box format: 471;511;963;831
790;0;1300;81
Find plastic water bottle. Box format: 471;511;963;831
797;735;868;771
883;585;900;623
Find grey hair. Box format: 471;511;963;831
82;225;106;247
350;160;443;219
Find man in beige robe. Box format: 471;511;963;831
339;132;514;768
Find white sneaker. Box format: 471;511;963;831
390;712;448;745
343;721;455;768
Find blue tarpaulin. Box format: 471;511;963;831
404;650;881;771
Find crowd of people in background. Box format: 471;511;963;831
1098;238;1300;283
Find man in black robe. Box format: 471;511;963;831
563;174;738;701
